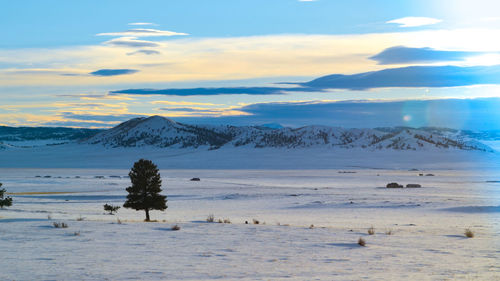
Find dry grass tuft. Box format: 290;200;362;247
385;229;393;235
223;218;231;224
464;228;474;238
368;226;375;235
116;218;122;224
206;214;215;223
171;225;181;231
73;231;80;236
53;222;68;228
76;216;84;221
358;237;366;247
252;219;260;225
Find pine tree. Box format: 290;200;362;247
103;203;120;215
0;183;13;209
123;159;167;221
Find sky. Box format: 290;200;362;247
2;0;500;129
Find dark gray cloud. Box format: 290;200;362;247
157;107;221;113
301;65;500;90
172;98;500;130
90;69;139;77
110;65;500;95
370;46;479;65
127;49;161;56
110;86;311;96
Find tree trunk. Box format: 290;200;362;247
145;208;150;221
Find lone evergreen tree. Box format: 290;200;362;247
0;183;13;209
123;159;167;221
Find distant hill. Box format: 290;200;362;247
0;126;103;147
81;116;493;152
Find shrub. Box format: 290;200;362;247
218;219;223;223
465;228;474;238
171;225;181;231
53;222;68;228
206;214;215;222
368;226;375;235
76;216;84;221
386;182;403;188
309;224;314;229
0;185;13;208
73;231;80;236
252;219;260;225
223;218;231;224
358;237;366;246
103;204;121;215
385;229;393;235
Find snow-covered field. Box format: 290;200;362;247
1;167;500;280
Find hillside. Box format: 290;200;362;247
83;116;492;152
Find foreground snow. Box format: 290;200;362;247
1;169;499;280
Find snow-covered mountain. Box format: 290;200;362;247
82;116;493;152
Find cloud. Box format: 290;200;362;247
104;37;160;48
41;120;118;128
60;112;143;122
4;29;500;87
128;22;158;26
110;65;500;95
387;17;442;27
370;46;479;64
89;69;139;77
97;28;188;37
301;65;500;89
151;101;220;106
171;98;500;130
126;49;161;56
110;86;312;96
157;107;221;113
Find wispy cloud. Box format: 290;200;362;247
110;87;311;96
370;46;479;64
158;107;221;113
128;22;158;26
103;37;160;47
156;106;250;117
97;28;188;37
89;69;139;76
59;112;143;122
387;17;442;27
126;49;161;56
151;101;220;106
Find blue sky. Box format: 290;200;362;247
2;0;500;129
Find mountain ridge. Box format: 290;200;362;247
81;116;493;152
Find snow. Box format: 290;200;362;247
1;167;500;280
1;116;500;279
